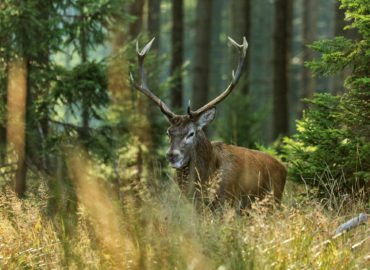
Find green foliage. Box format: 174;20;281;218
62;0;127;58
0;1;63;60
283;94;370;195
0;0;133;163
341;0;370;39
53;61;108;119
50;61;117;161
306;37;357;77
284;0;370;197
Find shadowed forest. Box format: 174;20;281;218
0;0;369;269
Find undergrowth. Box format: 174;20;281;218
0;148;369;269
0;169;369;270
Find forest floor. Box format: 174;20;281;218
0;174;369;269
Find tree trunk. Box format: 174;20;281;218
129;0;151;184
79;4;89;140
7;59;28;197
301;0;317;113
230;0;250;95
148;0;161;50
210;0;225;97
192;0;213;111
34;0;51;171
170;0;184;109
331;1;346;95
272;0;292;139
0;64;7;163
330;1;359;95
147;0;163;135
106;6;129;200
128;0;144;38
335;1;346;37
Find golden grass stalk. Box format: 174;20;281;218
66;146;138;269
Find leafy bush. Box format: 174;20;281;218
283;0;370;198
283;94;369;196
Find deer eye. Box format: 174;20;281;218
187;131;195;139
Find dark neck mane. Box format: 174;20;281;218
176;131;217;195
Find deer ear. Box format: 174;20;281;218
197;108;216;129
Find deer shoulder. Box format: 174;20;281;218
211;142;287;204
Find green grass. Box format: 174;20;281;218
0;156;369;269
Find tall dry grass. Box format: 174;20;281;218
0;151;369;269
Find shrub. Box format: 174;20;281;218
283;93;369;197
283;0;370;198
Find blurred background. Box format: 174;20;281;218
0;0;369;268
0;0;367;198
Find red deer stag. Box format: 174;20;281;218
130;37;287;209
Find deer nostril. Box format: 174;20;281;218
166;151;180;162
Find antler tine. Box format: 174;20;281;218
187;99;196;118
189;37;248;117
130;38;177;119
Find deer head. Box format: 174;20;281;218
130;37;248;169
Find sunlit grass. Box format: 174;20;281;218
0;153;369;269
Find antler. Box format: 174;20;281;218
130;37;177;120
188;37;248;118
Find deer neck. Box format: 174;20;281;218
176;132;216;189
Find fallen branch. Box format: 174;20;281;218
312;213;369;253
334;213;368;235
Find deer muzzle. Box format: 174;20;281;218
166;149;186;169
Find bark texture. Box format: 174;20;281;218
128;0;144;38
148;0;161;50
272;0;292;138
230;0;250;95
170;0;184;109
301;0;317;112
191;0;213;111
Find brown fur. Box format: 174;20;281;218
176;130;287;209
